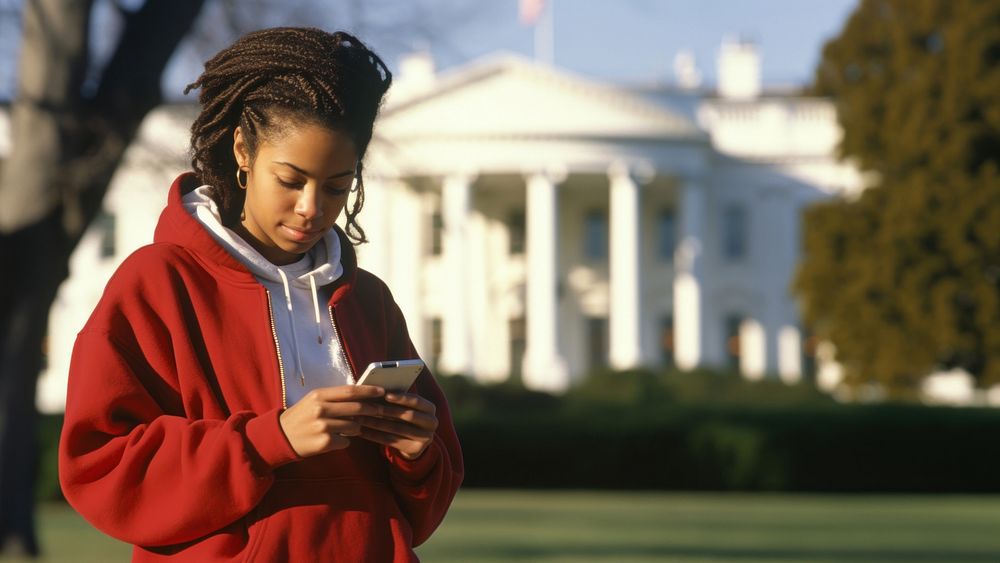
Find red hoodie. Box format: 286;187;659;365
58;173;464;562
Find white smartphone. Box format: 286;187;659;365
355;359;425;392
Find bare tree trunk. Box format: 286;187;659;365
0;0;204;556
0;0;463;554
0;2;90;553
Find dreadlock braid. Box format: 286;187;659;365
184;27;392;243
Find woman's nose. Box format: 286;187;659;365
295;187;324;219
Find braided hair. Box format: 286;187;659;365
184;27;392;244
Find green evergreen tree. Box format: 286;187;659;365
795;0;1000;393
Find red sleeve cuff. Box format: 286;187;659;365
243;408;301;472
384;436;442;481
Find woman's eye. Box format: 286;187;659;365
325;185;350;196
277;177;301;188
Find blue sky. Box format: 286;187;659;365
1;0;859;100
426;0;859;86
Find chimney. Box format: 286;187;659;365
673;50;702;90
717;36;761;99
393;50;436;101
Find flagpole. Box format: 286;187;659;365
534;0;554;65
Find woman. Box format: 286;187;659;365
58;27;463;562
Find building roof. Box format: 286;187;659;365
378;53;708;144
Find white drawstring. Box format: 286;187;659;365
276;268;293;312
276;268;306;386
276;269;327;386
309;274;323;344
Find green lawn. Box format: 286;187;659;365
8;491;1000;562
419;491;1000;562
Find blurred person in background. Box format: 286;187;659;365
57;26;463;562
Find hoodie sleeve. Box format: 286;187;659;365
59;329;300;547
378;284;465;547
58;242;305;548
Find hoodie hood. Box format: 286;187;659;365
180;184;344;289
180;183;346;357
154;173;359;297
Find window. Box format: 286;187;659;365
660;315;675;366
430;212;443;256
586;316;608;372
722;204;748;260
95;210;116;258
509;317;525;383
508;211;526;255
583;210;608;260
658;210;677;261
725;315;743;370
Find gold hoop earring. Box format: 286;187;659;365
235;166;248;189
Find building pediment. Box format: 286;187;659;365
377;54;705;143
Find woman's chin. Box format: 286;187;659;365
283;237;324;255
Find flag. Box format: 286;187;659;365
520;0;544;25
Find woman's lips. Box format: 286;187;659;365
281;224;323;242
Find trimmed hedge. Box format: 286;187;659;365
451;402;1000;492
439;370;1000;492
35;369;1000;497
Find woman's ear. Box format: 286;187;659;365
232;126;249;168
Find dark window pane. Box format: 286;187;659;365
658;210;676;261
722;204;747;260
509;317;525;383
431;212;443;256
586;316;608;372
584;211;608;260
508;211;525;255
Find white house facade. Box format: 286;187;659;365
356;43;861;392
10;40;879;412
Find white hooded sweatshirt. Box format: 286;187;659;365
183;185;354;405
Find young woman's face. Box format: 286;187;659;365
233;123;357;265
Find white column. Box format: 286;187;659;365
438;172;475;375
608;162;643;370
388;180;424;353
467;209;492;381
740;318;766;380
522;170;569;391
674;179;705;371
778;325;803;383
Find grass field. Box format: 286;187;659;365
8;491;1000;562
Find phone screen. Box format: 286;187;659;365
355;359;424;392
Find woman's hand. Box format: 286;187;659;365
278;385;385;458
358;392;439;461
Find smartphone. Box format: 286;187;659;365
355;359;425;392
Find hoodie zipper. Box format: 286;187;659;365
265;291;288;409
329;306;356;384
